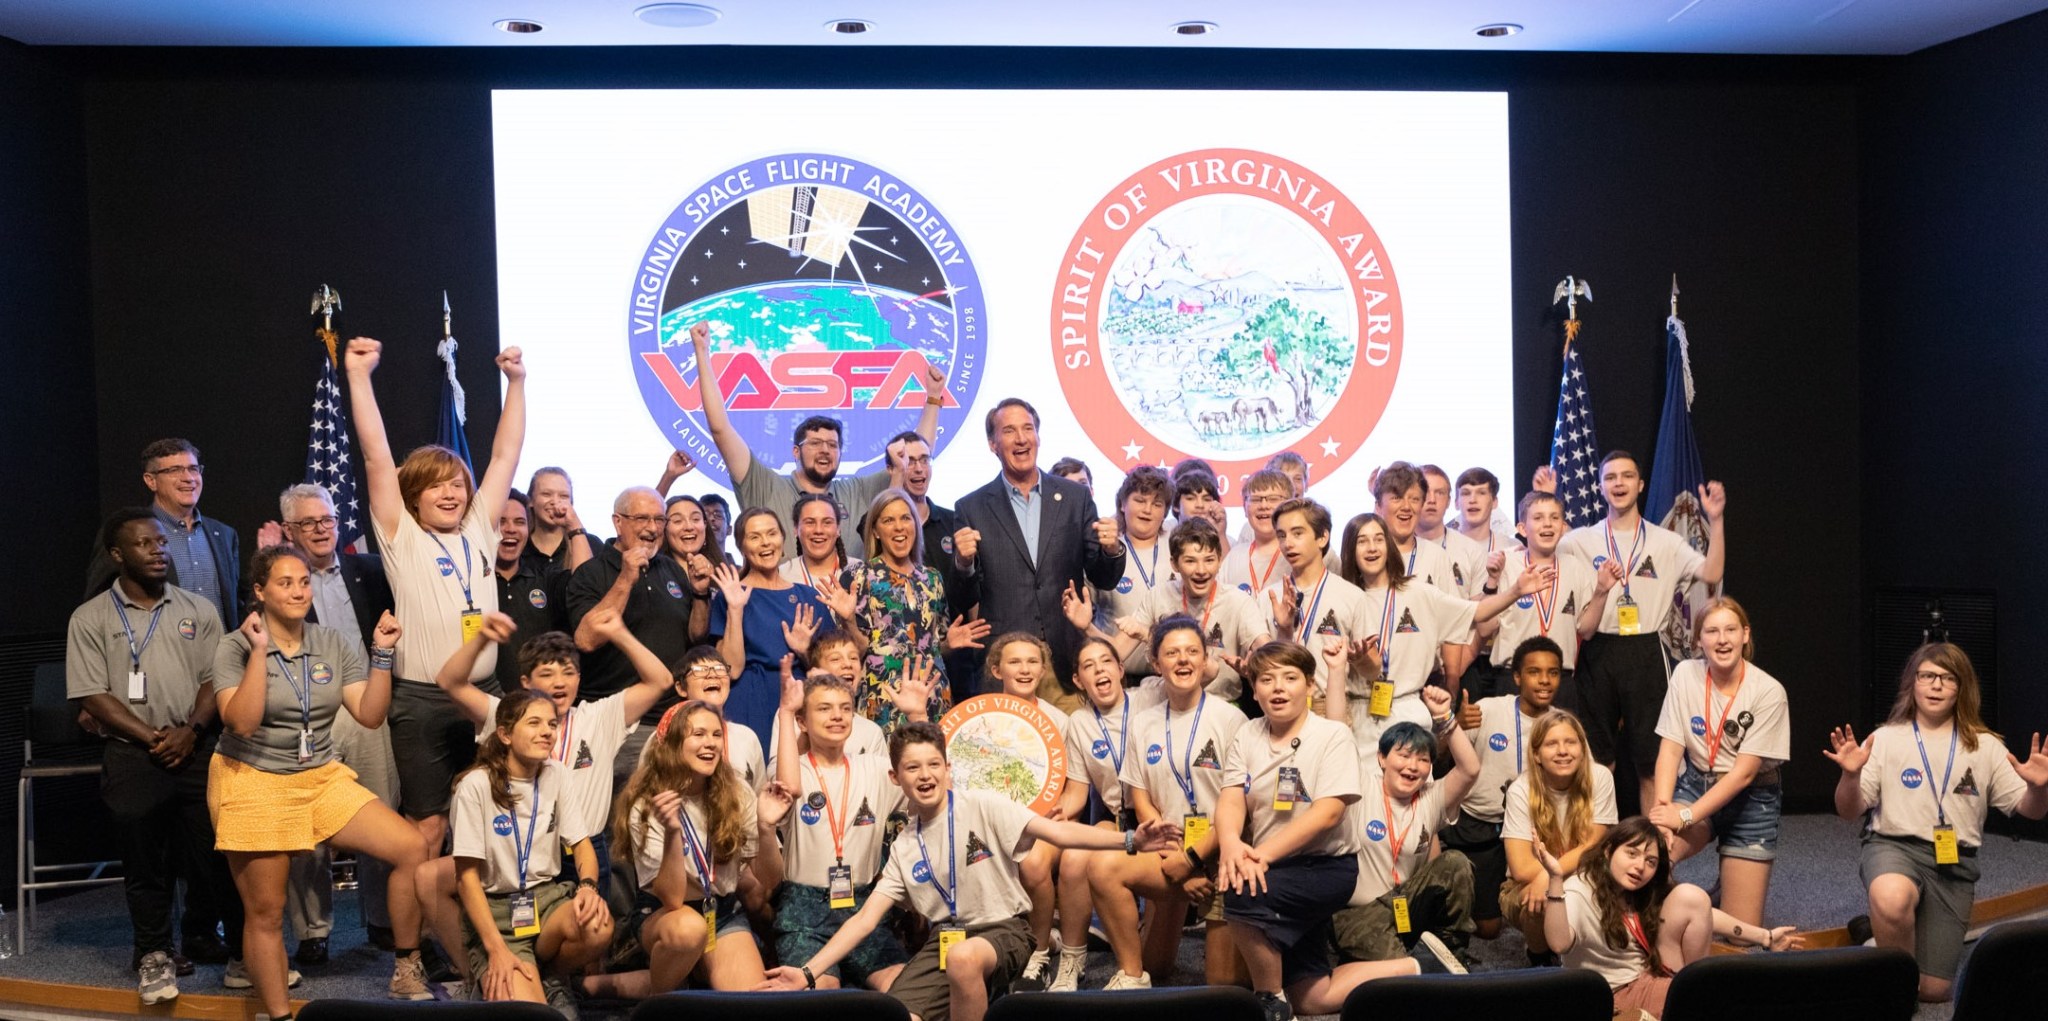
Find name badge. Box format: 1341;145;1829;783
509;891;540;937
1391;894;1413;934
827;864;856;910
298;728;316;764
1933;826;1960;866
461;608;485;644
128;669;149;704
1369;681;1395;718
937;925;966;971
1181;813;1211;852
1275;767;1301;812
1615;596;1641;636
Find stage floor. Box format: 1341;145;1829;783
2;813;2041;1020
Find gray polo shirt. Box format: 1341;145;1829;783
66;584;220;737
213;623;368;773
734;449;890;562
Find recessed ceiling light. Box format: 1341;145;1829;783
1474;23;1522;38
494;18;545;33
1172;21;1218;36
825;18;873;34
636;3;721;28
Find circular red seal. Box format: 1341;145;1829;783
938;693;1068;816
1050;148;1402;503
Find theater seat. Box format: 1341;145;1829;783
989;987;1264;1021
1340;967;1611;1021
1952;916;2048;1021
300;1000;564;1021
631;989;909;1021
1662;947;1918;1021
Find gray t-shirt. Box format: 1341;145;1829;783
735;449;890;561
213;624;367;773
66;584;220;736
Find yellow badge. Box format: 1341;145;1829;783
1369;680;1395;718
1615;599;1641;636
461;608;485;643
702;904;717;954
1182;813;1211;852
1391;895;1412;934
937;926;966;971
1933;826;1960;866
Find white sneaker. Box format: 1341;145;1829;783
1011;947;1052;993
224;958;303;989
1103;970;1153;990
138;951;180;1004
1049;947;1087;992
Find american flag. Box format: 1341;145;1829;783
304;352;364;552
1549;324;1605;527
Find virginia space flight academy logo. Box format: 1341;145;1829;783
1050;148;1401;498
629;154;985;486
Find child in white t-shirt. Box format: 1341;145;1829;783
980;631;1071;991
757;723;1180;1021
1826;643;2048;1002
1447;634;1568;943
1499;711;1617;959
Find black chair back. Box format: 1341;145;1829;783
300;999;565;1021
27;662;99;750
1662;947;1919;1021
989;987;1264;1021
1953;916;2048;1021
631;989;909;1021
1340;966;1611;1021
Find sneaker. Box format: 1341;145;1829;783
183;931;233;965
1103;970;1153;990
296;936;329;966
1846;914;1875;947
224;958;303;989
1048;946;1087;992
1011;947;1051;993
138;951;180;1004
1254;990;1294;1021
172;950;196;978
543;975;580;1021
389;953;435;1001
1411;932;1468;976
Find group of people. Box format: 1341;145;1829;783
65;331;2048;1021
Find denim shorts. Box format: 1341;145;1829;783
1674;760;1781;861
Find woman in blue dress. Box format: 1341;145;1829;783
707;507;836;739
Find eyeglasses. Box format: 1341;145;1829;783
800;439;842;453
289;516;339;532
1915;670;1958;687
148;464;205;478
903;455;932;468
616;514;664;527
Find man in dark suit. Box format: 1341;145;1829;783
951;398;1125;694
274;482;401;963
85;439;242;628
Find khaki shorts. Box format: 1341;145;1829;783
462;880;576;981
888;915;1032;1021
208;755;378;853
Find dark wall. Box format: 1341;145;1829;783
0;37;95;635
56;45;1865;800
1862;12;2048;746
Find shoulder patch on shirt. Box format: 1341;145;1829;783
1315;609;1342;636
310;661;334;685
178;618;198;640
1395;609;1420;633
573;740;593;769
1195;739;1222;770
965;831;993;865
1635;556;1658;579
1954;768;1980;797
1562;593;1577;615
854;797;877;826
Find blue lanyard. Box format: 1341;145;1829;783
1911;720;1959;829
1124;538;1160;590
429;533;478;610
1166;693;1208;809
508;777;542;890
1603;520;1645;600
110;591;165;670
1407;548;1418;574
1375;587;1399;675
272;650;313;730
914;791;958;919
677;799;717;890
1092;693;1130;775
1293;575;1329;643
1514;705;1525;775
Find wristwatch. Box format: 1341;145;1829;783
567;528;588;538
1678;806;1695;828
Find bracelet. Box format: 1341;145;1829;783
925;395;944;408
1482;583;1500;595
1545;895;1566;902
568;528;588;539
577;877;599;890
801;964;817;989
1124;830;1138;855
369;648;396;670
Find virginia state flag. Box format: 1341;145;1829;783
435;336;474;475
1645;314;1704;522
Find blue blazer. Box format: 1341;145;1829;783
952;471;1125;689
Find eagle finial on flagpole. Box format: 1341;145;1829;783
310;284;342;365
1552;276;1592;345
436;291;466;426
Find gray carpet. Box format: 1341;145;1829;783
4;814;2042;1020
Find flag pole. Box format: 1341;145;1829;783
309;284;342;365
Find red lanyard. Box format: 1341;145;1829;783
552;709;576;766
1379;785;1419;884
1622;911;1669;976
1527;552;1559;635
805;751;852;863
1701;662;1747;771
1250;545;1283;592
1181;585;1213;638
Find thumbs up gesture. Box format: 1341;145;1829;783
1457;689;1483;731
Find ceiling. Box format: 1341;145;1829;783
1;0;2042;54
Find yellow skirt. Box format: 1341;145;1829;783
208;754;379;853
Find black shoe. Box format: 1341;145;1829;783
1255;991;1295;1021
182;932;232;965
1411;932;1469;975
1009;947;1051;993
1846;914;1874;946
296;937;330;966
1527;949;1561;968
367;924;397;952
420;942;460;984
171;951;195;977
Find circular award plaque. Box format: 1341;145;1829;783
938;693;1069;816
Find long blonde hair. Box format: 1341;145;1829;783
613;701;750;866
1525;710;1598;853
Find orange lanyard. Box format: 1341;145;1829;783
1701;662;1747;771
1380;785;1419;884
1250;544;1283;592
1181;586;1213;638
805;751;852;863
